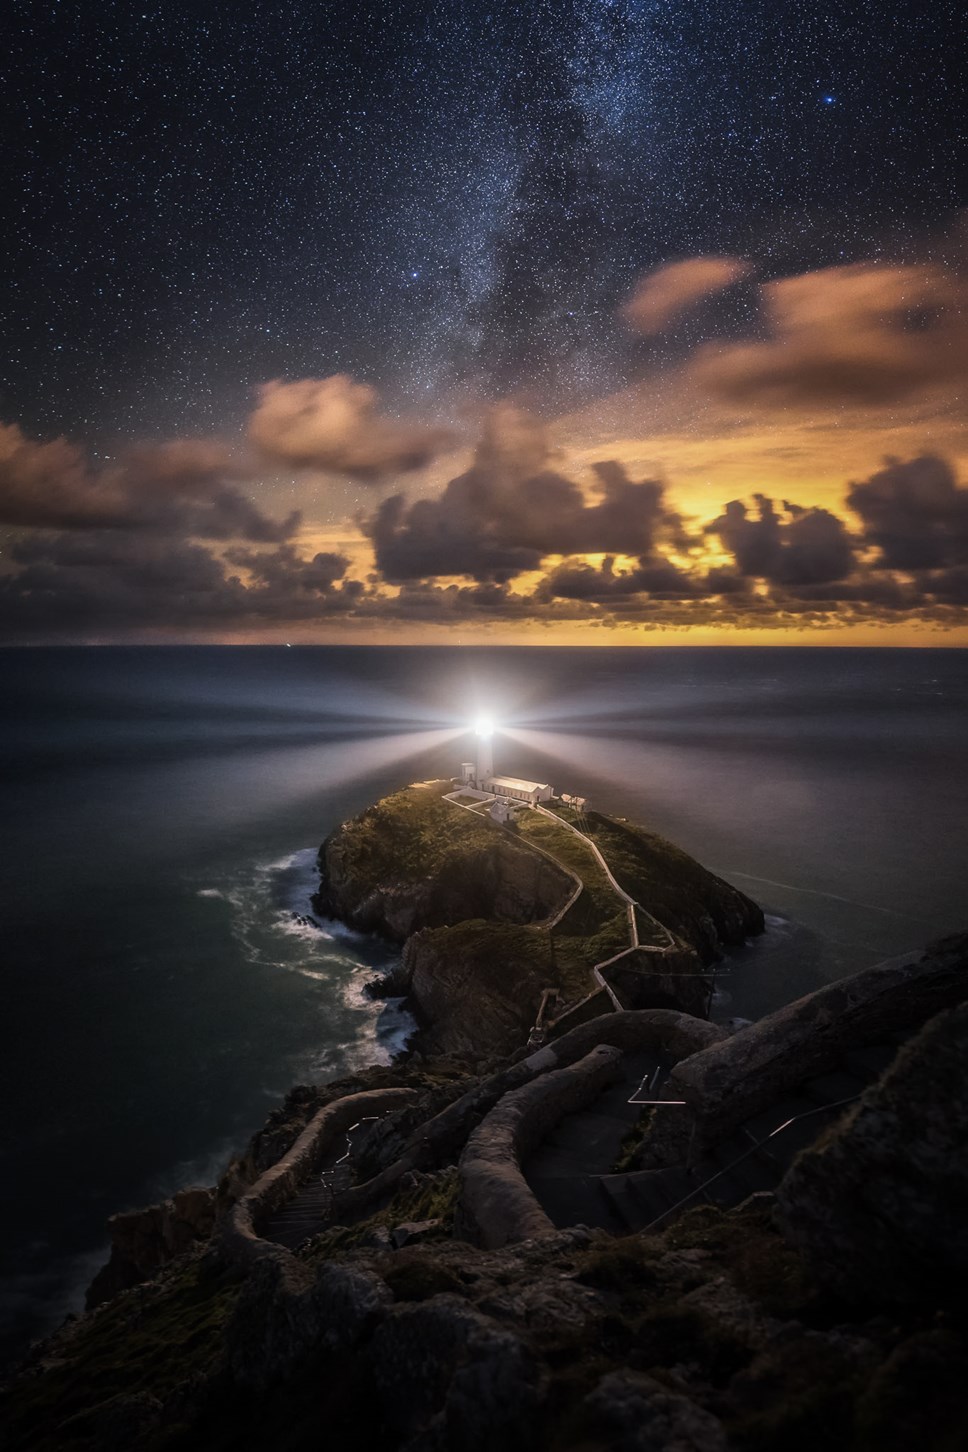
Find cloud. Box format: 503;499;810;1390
0;422;122;530
1;533;360;636
692;262;968;408
622;257;751;334
225;543;357;599
4;397;968;639
0;424;300;541
363;405;680;583
846;453;968;569
248;375;453;481
539;554;698;602
707;495;855;585
3;533;245;631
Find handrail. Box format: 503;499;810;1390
533;804;678;954
640;1094;861;1232
443;790;625;1009
443;789;716;1018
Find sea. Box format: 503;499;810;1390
1;645;966;1366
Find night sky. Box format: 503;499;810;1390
2;1;967;642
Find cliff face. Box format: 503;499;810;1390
403;923;552;1058
85;1187;216;1310
778;991;968;1303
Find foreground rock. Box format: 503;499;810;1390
641;931;968;1165
778;999;968;1304
5;932;968;1450
7;1196;968;1452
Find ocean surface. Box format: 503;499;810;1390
1;645;967;1365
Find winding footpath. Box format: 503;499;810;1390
444;790;694;1015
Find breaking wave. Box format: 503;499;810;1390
193;846;413;1066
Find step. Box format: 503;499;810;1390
286;1189;333;1209
629;1167;709;1225
705;1141;779;1200
598;1166;706;1232
527;1173;627;1235
597;1174;651;1232
543;1107;641;1150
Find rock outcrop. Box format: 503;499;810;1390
650;931;968;1159
777;999;968;1304
403;921;552;1057
85;1185;216;1309
584;1370;727;1452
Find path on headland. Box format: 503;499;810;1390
444;795;708;1022
532;802;679;955
443;790;693;1015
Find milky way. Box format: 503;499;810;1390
4;0;965;445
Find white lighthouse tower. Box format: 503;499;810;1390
474;715;494;788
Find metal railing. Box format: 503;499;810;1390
640;1094;860;1232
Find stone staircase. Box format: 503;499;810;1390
259;1035;910;1251
262;1112;385;1249
527;1035;909;1236
262;1166;352;1250
524;1051;663;1236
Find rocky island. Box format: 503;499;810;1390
3;782;967;1452
314;780;763;1055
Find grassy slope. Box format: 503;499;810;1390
514;811;629;1000
331;783;499;884
335;788;633;1006
1;1260;239;1452
553;806;756;960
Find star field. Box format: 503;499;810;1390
1;1;967;644
3;0;965;445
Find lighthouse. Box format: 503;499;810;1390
457;716;555;806
474;714;494;787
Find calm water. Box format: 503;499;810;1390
1;645;966;1364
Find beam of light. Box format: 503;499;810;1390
501;723;629;791
156;726;469;834
474;713;495;738
274;726;467;802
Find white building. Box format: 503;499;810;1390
489;796;512;823
486;774;554;807
460;722;555;806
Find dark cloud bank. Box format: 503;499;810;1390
4;235;968;640
2;400;968;638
